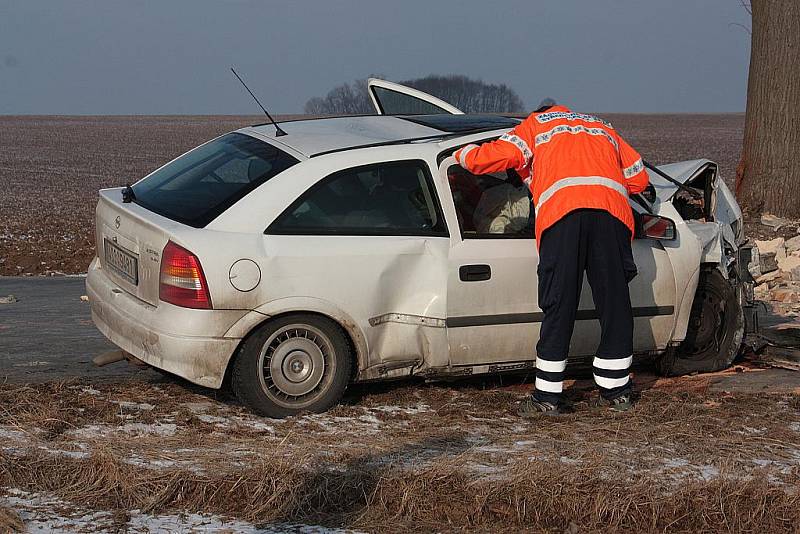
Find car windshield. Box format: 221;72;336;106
131;133;298;227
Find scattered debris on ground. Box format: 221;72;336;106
760;212;797;232
1;373;798;532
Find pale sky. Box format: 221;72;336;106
0;0;752;115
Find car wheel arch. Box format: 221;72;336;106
671;260;735;346
671;264;701;343
657;266;744;376
222;302;367;380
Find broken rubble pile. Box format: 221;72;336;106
786;235;800;254
755;238;800;278
754;236;800;304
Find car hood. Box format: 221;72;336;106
648;159;711;201
649;157;741;226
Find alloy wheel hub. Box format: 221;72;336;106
260;326;331;400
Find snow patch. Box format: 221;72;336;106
4;488;365;533
70;422;178;439
197;414;228;424
371;404;431;415
37;445;90;460
183;401;215;414
114;401;155;411
0;428;29;442
664;458;690;469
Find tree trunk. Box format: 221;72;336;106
736;0;800;217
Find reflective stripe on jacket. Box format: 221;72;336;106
453;105;649;244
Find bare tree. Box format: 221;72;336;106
304;74;525;115
736;0;800;217
303;77;375;115
400;75;525;113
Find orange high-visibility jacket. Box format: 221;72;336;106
454;105;649;244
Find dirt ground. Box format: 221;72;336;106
0;113;744;276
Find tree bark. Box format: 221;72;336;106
736;0;800;217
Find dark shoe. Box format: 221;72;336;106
517;398;565;417
605;394;633;412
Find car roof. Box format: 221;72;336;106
242;114;520;158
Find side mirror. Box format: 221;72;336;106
635;213;676;240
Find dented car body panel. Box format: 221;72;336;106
88;104;748;390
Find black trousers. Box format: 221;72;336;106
534;209;637;404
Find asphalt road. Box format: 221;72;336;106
0;276;156;382
1;276;798;391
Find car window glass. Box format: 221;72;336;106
446;164;534;239
270;161;447;236
199;157;252;184
132;133;298;228
372;86;449;115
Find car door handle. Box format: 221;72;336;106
459;264;491;282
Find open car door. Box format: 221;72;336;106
367;78;464;115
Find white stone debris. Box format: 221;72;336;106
760;213;794;231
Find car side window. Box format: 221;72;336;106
371;86;449;115
446;164;534;239
268;160;448;236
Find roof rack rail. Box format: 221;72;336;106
250;113;378;128
308;126;508;158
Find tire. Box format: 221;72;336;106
656;268;745;376
231;314;353;418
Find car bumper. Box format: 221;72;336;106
86;258;246;388
737;243;759;334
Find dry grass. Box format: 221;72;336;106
0;504;23;534
1;378;799;531
363;460;800;533
2;449;798;533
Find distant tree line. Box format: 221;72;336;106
304;78;374;115
304;74;525;114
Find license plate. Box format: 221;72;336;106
104;238;139;285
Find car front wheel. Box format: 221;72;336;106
656;268;744;376
232;314;353;418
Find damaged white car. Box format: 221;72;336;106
87;79;756;417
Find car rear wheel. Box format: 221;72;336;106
656;268;744;376
231;314;353;418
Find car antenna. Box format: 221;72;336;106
230;67;287;136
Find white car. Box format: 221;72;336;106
87;79;756;417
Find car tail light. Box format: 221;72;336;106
159;241;212;309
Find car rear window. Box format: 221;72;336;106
131;133;298;228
